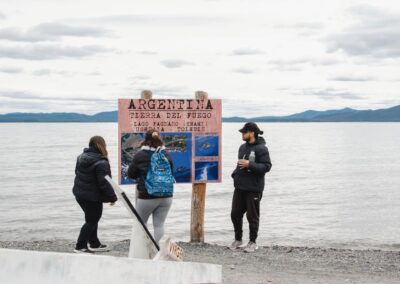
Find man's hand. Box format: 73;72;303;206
238;159;250;169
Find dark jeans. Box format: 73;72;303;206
231;189;262;243
76;199;103;249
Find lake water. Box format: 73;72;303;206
1;123;400;250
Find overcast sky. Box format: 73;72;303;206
0;0;399;117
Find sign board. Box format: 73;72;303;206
118;99;222;185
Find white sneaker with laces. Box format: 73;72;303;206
243;241;258;253
228;240;243;250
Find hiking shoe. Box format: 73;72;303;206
88;244;110;252
73;248;94;254
243;241;258;253
228;240;243;250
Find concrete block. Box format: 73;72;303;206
0;248;222;284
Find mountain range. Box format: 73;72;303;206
224;105;400;122
1;105;400;122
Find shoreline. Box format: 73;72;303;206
1;240;399;283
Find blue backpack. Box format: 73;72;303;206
145;148;174;197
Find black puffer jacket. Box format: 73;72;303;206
232;136;272;193
128;148;174;199
72;147;117;203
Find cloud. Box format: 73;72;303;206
295;22;324;30
329;75;374;82
0;91;117;114
269;58;310;65
150;86;187;97
326;5;400;58
223;99;282;117
272;66;302;72
130;75;151;81
0;22;110;42
274;22;324;36
0;12;5;20
268;58;303;71
0;90;115;103
84;14;227;26
160;59;194;68
275;22;324;30
267;58;307;72
301;88;363;101
138;51;158;55
267;56;341;72
0;67;23;74
232;48;264;56
137;87;185;97
32;69;74;76
313;58;342;66
233;67;255;74
32;69;102;77
0;100;52;113
0;44;113;60
269;57;341;66
127;82;187;98
370;99;400;107
88;71;101;76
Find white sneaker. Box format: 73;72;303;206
243;241;258;253
228;240;243;250
88;244;110;252
73;248;94;254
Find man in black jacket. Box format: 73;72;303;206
230;122;272;252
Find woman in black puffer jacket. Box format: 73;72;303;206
72;136;117;253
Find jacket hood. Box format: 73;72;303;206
256;136;266;145
247;136;266;146
78;147;105;168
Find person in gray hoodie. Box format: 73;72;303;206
229;122;272;252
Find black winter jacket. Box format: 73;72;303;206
232;136;272;193
127;148;174;199
72;147;117;203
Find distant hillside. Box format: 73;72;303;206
0;105;399;122
0;111;118;122
283;107;358;120
313;105;400;122
223;105;400;122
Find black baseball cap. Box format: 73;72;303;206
239;122;264;135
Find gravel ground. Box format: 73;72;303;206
1;240;399;284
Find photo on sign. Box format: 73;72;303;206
121;133;144;184
195;135;219;157
120;132;192;184
195;161;219;182
162;132;192;183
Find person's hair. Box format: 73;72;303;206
89;136;108;157
141;129;164;149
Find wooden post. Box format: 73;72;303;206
190;91;208;243
141;90;153;99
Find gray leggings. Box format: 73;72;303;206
135;197;173;244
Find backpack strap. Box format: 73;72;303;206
140;149;153;181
